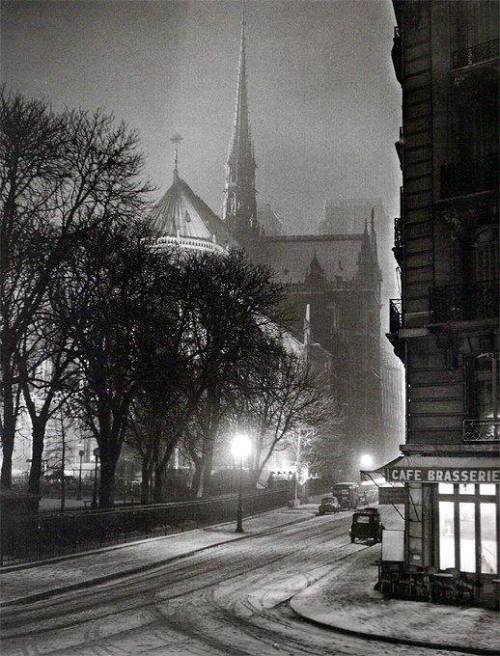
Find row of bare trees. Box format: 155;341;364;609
1;89;338;507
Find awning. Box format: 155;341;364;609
382;455;500;484
360;455;404;484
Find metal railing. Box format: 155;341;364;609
463;419;500;442
389;299;402;334
440;154;498;198
452;39;499;69
429;281;498;323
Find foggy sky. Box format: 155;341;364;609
2;0;401;237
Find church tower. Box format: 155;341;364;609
222;19;259;248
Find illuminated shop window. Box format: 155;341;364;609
437;484;498;575
459;502;475;572
480;503;497;574
439;501;455;569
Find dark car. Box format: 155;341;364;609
318;495;341;515
349;508;383;543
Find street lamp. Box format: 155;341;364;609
360;454;374;470
91;447;100;509
231;433;251;533
77;449;85;500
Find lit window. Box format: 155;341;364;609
459;483;475;495
459;503;476;572
439;483;454;494
480;484;496;495
439;501;455;569
480;503;497;574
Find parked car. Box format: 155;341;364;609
349;508;383;543
318;495;341;515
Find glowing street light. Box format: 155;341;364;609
360;453;374;470
231;433;251;533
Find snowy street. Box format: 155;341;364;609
0;509;472;656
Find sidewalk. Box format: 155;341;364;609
291;547;499;655
0;503;318;607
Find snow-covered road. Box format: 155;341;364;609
0;514;466;656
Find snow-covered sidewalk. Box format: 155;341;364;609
291;547;499;655
0;503;319;607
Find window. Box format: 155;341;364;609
459;502;475;572
473;227;498;284
437;484;498;575
464;353;500;422
480;503;497;574
439;501;455;569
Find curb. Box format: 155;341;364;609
0;512;316;608
291;606;498;656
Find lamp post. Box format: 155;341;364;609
231;434;251;533
77;450;84;500
91;447;100;509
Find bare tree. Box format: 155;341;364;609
179;250;285;497
57;220;153;507
0;89;149;490
244;355;329;487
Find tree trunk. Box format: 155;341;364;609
28;420;46;495
99;453;119;508
152;464;165;503
140;461;151;505
191;459;203;498
1;354;16;490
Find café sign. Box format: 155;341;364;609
385;467;500;484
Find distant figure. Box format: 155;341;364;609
267;471;275;490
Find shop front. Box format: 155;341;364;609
371;454;499;607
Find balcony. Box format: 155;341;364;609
393;217;404;266
463;419;500;442
429;281;498;324
389;299;402;334
440;154;498;199
392;26;402;84
452;39;499;69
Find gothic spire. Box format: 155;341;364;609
222;16;258;247
228;19;253;167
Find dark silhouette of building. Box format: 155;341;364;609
385;0;499;606
220;20;403;478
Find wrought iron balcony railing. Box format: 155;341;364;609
393;217;404;266
452;39;499;69
463;419;500;442
389;298;402;334
429;281;498;323
440;154;498;198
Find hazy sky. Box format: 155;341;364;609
2;0;401;235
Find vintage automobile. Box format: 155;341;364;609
318;495;341;515
349;507;383;543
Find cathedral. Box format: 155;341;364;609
150;20;404;480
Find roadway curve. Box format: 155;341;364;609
1;513;461;655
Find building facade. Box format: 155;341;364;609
385;0;499;605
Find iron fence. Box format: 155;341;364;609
0;488;308;566
463;419;500;442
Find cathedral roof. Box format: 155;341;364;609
149;173;238;250
254;234;364;285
